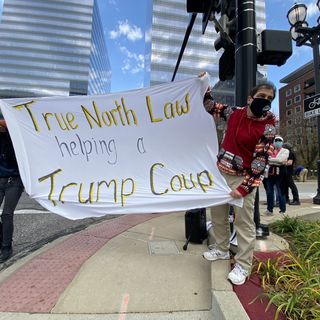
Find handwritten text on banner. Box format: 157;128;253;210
0;76;240;219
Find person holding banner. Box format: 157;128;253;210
200;73;276;285
0;115;24;262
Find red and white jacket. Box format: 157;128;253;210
204;93;276;196
268;147;289;177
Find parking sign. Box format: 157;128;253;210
304;93;320;119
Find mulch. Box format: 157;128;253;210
233;251;286;320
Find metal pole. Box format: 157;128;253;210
312;33;320;204
235;0;260;226
172;13;197;82
235;0;257;105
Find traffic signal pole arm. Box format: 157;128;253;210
172;13;197;82
211;15;234;46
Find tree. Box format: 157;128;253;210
297;133;318;170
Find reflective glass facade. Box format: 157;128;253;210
88;0;111;95
146;0;267;88
0;0;111;98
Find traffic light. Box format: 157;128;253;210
213;0;236;50
219;45;235;81
211;0;236;81
186;0;219;13
186;0;222;34
257;30;293;66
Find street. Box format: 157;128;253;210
2;192;118;270
259;179;318;201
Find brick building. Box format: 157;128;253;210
279;60;318;169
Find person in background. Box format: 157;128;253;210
296;166;308;182
200;72;276;286
283;142;300;205
0;114;24;262
265;136;289;216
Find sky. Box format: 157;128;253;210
98;0;320;114
0;0;318;113
98;0;148;92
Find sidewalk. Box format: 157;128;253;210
0;201;318;320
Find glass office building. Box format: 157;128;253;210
0;0;111;98
88;1;111;95
146;0;267;88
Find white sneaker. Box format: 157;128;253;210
203;247;230;261
227;263;248;285
264;209;273;216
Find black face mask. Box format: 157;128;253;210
250;98;271;117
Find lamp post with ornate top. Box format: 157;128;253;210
287;2;320;204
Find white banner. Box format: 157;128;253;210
0;76;240;219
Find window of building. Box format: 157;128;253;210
293;84;301;93
304;78;315;88
69;80;88;96
287;119;292;126
286;109;292;116
295;105;301;113
286;99;292;107
294;95;301;103
286;88;292;97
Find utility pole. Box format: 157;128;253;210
235;0;260;224
235;0;257;105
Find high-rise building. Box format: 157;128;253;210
0;0;111;98
88;1;111;95
146;0;267;95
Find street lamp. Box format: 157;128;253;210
287;2;320;204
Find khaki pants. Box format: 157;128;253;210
299;168;308;182
210;171;256;272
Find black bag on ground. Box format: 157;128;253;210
183;208;207;251
260;224;270;236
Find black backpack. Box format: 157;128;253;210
183;208;207;250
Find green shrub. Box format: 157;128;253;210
253;217;320;320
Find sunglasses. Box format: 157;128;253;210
274;139;282;142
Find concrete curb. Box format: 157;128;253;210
212;290;250;320
0;311;213;320
207;228;292;320
210;260;250;320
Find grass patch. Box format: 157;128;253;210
252;216;320;320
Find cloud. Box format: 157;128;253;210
307;2;319;19
107;0;119;11
109;20;143;42
291;44;311;59
119;46;144;74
